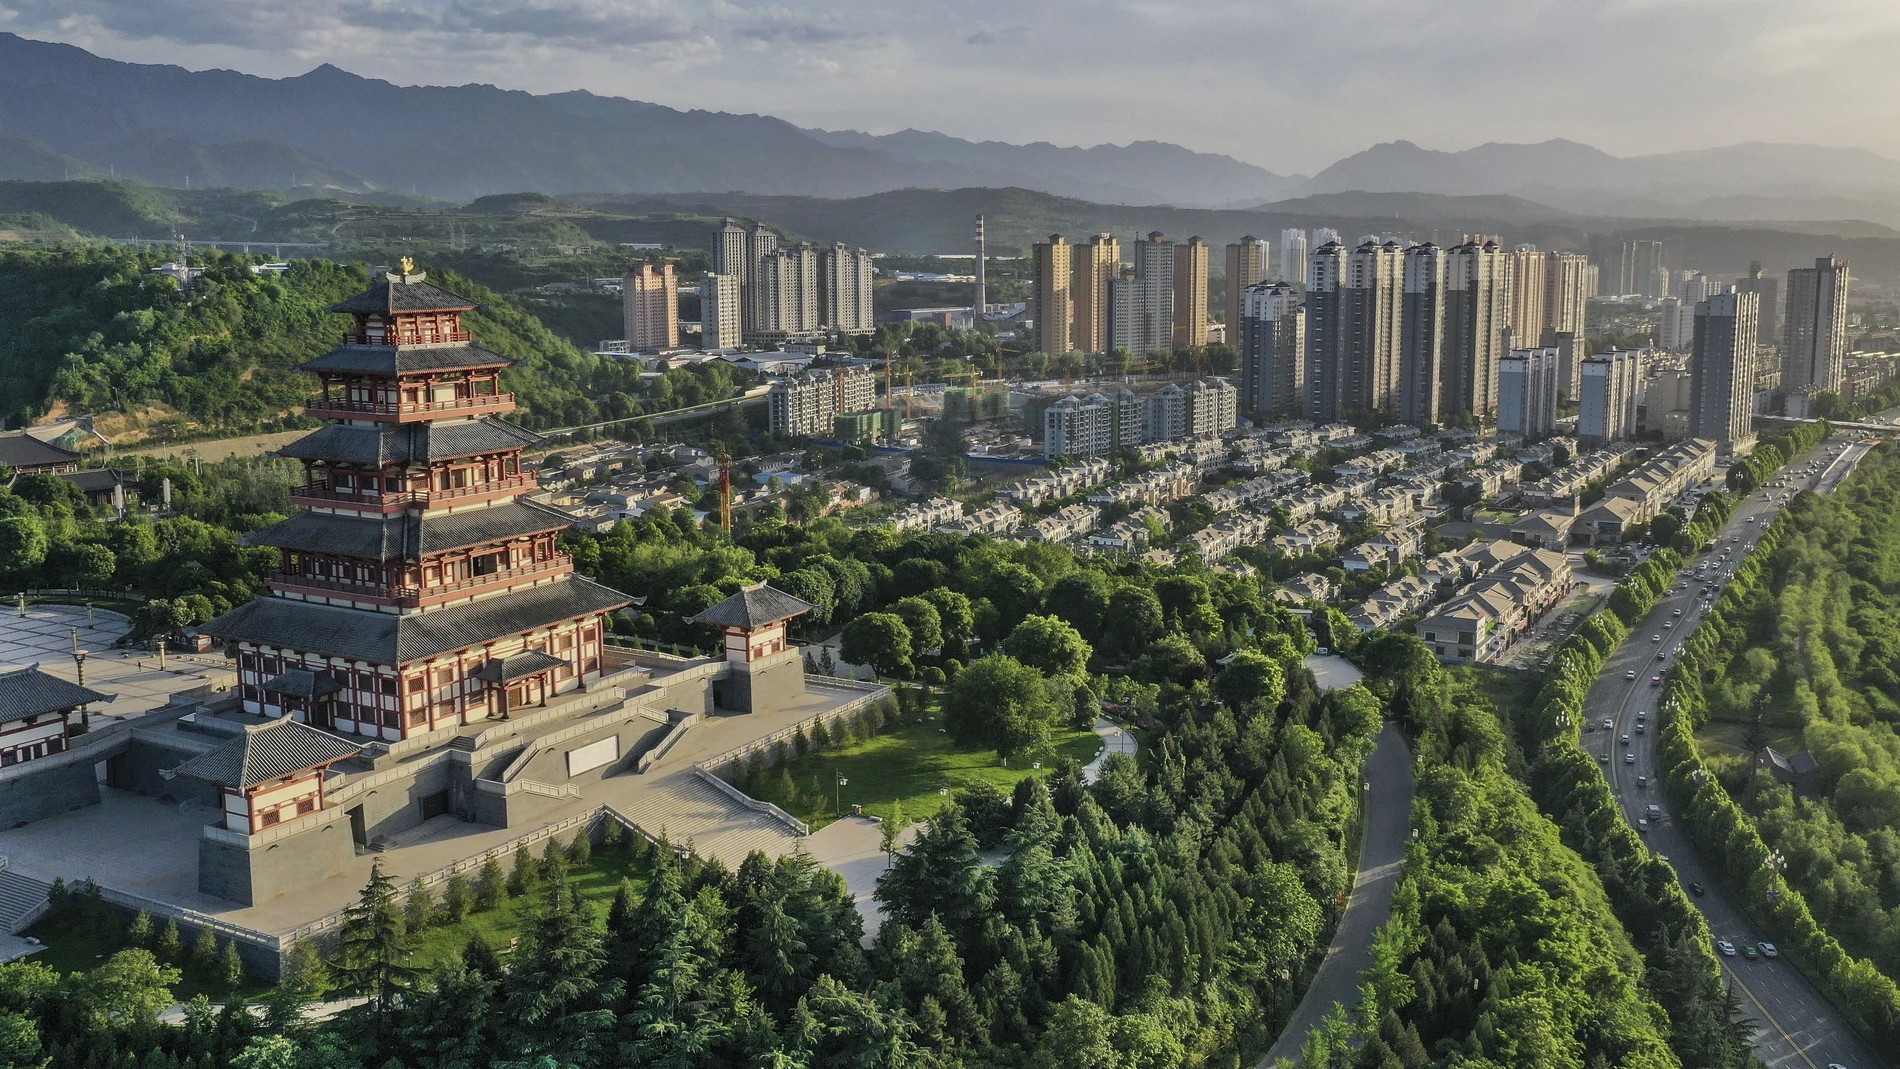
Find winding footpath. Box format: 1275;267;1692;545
1586;436;1886;1069
1257;720;1415;1067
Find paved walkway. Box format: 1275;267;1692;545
0;604;234;719
1258;721;1414;1067
803;816;919;936
1082;716;1136;783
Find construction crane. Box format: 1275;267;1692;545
717;449;734;532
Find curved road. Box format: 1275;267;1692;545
1258;721;1415;1067
1584;435;1886;1069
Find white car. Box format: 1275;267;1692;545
1625;670;1637;680
1716;941;1737;956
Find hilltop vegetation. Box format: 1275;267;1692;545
0;246;747;439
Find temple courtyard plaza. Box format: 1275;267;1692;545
0;604;234;718
0;646;880;938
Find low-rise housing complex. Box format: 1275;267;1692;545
889;497;964;532
1028;504;1101;543
999;459;1111;506
1574;438;1717;544
1416;545;1575;664
937;503;1022;536
1271;519;1342;556
1187;513;1274;561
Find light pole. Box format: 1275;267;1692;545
835;773;848;817
70;628;90;729
1765;850;1786;906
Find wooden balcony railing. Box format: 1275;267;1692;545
271;553;570;607
345;330;474;346
289;472;535;510
306;392;515;419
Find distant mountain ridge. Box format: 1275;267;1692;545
0;33;1295;207
1299;139;1900;224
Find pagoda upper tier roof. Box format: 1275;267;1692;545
301;341;515;376
247;499;570;559
688;583;815;629
278;418;542;466
329;275;478;316
202;574;632;663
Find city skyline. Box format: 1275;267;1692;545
8;3;1900;175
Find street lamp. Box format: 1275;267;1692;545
1765;850;1786;906
835;773;848;816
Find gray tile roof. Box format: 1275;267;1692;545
0;433;80;471
472;649;568;683
245;500;570;559
300;342;515;376
201;575;632;663
57;469;127;494
169;717;364;789
277;418;543;466
0;665;113;724
329;277;477;315
687;583;815;628
260;669;342;699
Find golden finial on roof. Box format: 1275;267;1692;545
398;256;415;275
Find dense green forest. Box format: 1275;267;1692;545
1670;441;1900;1026
0;247;749;437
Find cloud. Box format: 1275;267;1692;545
6;0;1900;171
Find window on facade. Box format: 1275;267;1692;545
260;808;280;828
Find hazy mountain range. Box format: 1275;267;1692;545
4;32;1900;225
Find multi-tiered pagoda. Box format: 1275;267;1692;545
205;265;630;740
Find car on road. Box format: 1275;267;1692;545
1689;882;1706;896
1656;651;1667;660
1647;804;1661;819
1651;634;1661;642
1624;753;1636;764
1741;944;1759;960
1635;723;1645;733
1672;607;1683;616
1636;775;1648;787
1716;940;1737;956
1663;621;1673;630
1637;818;1648;833
1759;942;1778;958
1651;676;1663;686
1602;718;1614;730
1597;753;1609;764
1621;733;1631;745
1625;669;1637;679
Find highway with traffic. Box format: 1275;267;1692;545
1582;434;1885;1069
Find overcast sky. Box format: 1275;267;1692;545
5;0;1899;174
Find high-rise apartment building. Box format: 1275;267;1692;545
1399;243;1446;427
746;222;779;331
1578;348;1644;445
1444;239;1508;418
759;243;820;335
701;272;742;350
1658;296;1696;352
1238;280;1306;421
1031;235;1073;356
1690;290;1760;453
1304;241;1347;421
1184;377;1238;437
1343;240;1404;416
1109;234;1176;358
1608;239;1668;297
1045;391;1141;458
1311;227;1341;250
819;243;875;334
1497;347;1561;437
1071;234;1120;355
1503;245;1546;350
1543;251;1595;338
712;218;749;281
621;262;679;351
1734;261;1780;345
1279;229;1308;287
1783;255;1850;396
768;367;877;437
1224;237;1269;331
1173;237;1210;350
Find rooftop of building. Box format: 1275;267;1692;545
328;271;478;316
0;665;112;724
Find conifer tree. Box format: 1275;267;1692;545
333;861;418;1045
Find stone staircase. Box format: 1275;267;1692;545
613;775;799;865
0;868;51;934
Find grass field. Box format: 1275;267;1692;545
740;715;1103;831
407;845;653;970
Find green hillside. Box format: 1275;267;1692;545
0;246;742;440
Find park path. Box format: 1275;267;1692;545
1257;721;1414;1067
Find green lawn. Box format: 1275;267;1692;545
740;715;1104;831
407;846;652;969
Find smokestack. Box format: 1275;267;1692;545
974;215;986;323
